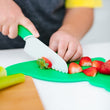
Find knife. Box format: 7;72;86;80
18;25;68;73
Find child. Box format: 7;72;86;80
0;0;102;61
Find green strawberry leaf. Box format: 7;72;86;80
37;58;49;69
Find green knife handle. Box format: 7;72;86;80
18;25;32;40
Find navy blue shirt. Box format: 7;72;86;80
0;0;65;49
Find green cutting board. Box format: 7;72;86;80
6;57;110;92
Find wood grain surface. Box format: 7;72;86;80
0;76;44;110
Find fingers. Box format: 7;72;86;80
64;43;83;62
0;24;18;39
8;24;18;39
49;38;58;52
64;42;77;62
70;44;83;61
20;17;40;38
49;36;82;62
0;17;39;39
1;25;9;36
58;41;68;58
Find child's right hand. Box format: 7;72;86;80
0;0;39;39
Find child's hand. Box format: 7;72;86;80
49;8;93;62
0;0;39;39
49;30;83;62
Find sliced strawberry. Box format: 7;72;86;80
42;57;52;68
68;62;82;74
37;57;52;69
99;60;110;75
79;56;92;66
82;67;97;77
92;60;104;71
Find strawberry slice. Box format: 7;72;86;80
79;56;92;66
68;62;82;74
37;57;52;69
42;57;52;68
92;60;104;71
82;67;97;77
98;60;110;75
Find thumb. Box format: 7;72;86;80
19;17;40;38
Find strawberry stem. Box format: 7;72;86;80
37;58;49;69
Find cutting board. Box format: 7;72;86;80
0;76;44;110
6;57;110;92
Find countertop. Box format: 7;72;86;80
0;42;110;110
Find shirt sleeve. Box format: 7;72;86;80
65;0;102;8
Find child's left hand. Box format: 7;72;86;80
49;30;83;62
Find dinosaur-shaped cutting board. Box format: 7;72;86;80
6;57;110;92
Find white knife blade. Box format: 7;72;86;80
24;35;68;73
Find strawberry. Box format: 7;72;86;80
42;57;52;68
79;56;92;66
68;62;82;74
82;67;97;77
37;57;52;69
98;60;110;75
92;60;104;71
